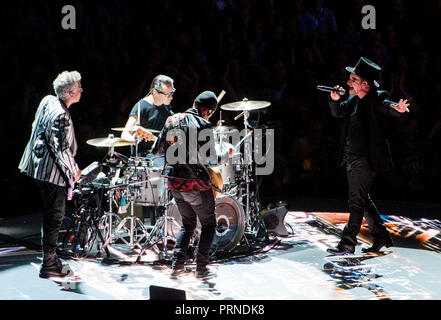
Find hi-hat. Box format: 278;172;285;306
87;137;134;147
220;99;270;111
111;126;160;133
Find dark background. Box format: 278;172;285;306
1;0;440;218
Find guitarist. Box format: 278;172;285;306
152;91;231;280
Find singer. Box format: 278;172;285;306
325;57;410;255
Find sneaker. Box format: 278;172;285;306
170;267;186;279
195;268;216;280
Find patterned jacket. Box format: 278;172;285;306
19;95;80;186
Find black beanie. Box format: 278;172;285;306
194;91;218;111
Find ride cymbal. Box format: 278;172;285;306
220;99;270;111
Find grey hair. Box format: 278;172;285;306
149;74;174;94
53;71;82;99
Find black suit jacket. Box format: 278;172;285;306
329;90;404;173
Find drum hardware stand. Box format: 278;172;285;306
60;184;111;259
96;144;124;255
100;187;118;242
101;102;148;250
135;186;175;263
100;180;148;251
229;99;262;249
134;100;142;158
216;98;271;254
234;99;253;224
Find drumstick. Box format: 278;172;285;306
217;90;226;103
111;168;121;185
217;90;226;126
234;130;253;150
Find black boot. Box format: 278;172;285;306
327;244;355;255
362;237;393;253
39;248;70;279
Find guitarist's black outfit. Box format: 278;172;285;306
153;93;220;279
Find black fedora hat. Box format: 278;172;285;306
346;57;381;87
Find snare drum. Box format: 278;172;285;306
213;142;238;189
135;167;168;206
123;163;168;207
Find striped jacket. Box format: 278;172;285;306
18;95;80;186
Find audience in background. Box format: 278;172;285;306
3;0;440;216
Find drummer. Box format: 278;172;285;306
120;75;175;225
121;74;175;167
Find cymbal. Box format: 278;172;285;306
111;126;160;133
220;99;270;111
86;137;134;148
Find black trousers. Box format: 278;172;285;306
339;155;390;251
36;180;66;253
171;190;216;271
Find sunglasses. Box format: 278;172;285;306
156;88;176;97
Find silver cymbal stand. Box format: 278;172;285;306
234;98;253;224
99;143;122;252
100;184;123;251
135;101;141;158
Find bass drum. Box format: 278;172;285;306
167;195;246;253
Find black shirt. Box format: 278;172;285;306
129;99;173;155
344;95;369;158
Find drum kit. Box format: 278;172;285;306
65;98;274;261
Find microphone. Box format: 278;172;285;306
316;85;346;96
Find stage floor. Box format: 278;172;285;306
0;210;440;301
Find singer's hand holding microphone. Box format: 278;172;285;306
330;86;344;101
